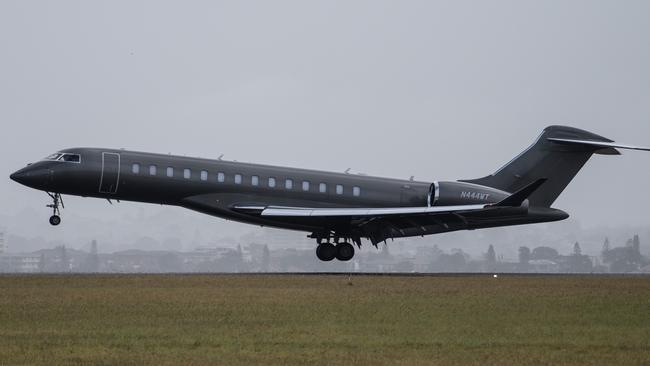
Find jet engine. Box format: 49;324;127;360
431;181;510;206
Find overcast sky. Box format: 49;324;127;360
1;1;649;247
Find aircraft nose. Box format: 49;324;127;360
10;169;26;183
10;166;51;189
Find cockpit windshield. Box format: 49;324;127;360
43;153;81;163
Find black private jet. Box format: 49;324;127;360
10;126;650;262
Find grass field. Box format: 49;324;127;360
0;275;649;366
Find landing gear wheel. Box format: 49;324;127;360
335;242;355;261
316;243;337;261
49;215;61;226
46;192;63;226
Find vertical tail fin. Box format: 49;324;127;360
461;126;621;207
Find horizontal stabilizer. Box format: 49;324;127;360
547;138;650;152
493;178;547;207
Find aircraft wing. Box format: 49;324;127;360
234;204;488;217
236;179;548;217
260;204;487;217
232;183;546;245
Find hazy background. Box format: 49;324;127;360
1;1;648;257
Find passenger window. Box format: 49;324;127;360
184;169;191;179
200;170;208;181
149;165;157;176
235;174;242;184
217;172;225;182
268;177;276;188
251;175;259;186
132;163;140;174
336;184;343;195
302;181;310;191
319;183;327;193
353;186;361;197
167;167;173;177
285;179;293;189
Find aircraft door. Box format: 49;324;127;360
99;152;120;194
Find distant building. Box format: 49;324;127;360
105;250;183;273
360;251;397;272
640;264;650;273
183;247;236;272
81;240;100;272
187;246;233;261
0;232;5;254
245;243;267;263
528;259;559;273
261;228;312;249
0;254;41;273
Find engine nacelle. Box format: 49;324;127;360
431;181;510;206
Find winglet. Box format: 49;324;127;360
493;178;547;207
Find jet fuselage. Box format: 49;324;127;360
10;147;566;237
18;126;643;262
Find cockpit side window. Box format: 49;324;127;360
60;154;81;163
44;153;62;161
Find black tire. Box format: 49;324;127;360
316;243;336;261
335;242;355;261
49;215;61;226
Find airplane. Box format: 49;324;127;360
10;125;650;262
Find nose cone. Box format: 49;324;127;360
10;166;51;190
10;169;26;183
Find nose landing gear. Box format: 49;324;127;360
46;192;63;226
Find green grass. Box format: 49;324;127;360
0;275;649;365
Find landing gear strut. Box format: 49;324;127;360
315;241;355;262
47;192;63;226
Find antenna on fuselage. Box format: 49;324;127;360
409;176;415;181
218;154;224;160
344;168;351;174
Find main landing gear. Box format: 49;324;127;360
316;241;355;262
46;192;63;226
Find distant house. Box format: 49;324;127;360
107;250;183;273
0;254;40;273
360;252;397;272
185;246;234;267
527;259;559;273
639;265;650;273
